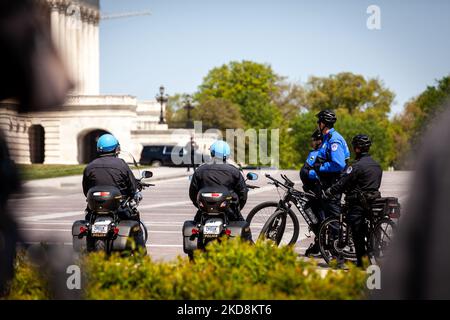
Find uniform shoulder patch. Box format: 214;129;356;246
331;143;339;151
346;166;353;174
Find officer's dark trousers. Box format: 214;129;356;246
319;195;342;220
346;204;367;267
306;199;322;236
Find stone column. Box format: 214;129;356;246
66;4;77;91
79;13;88;94
87;14;95;95
94;15;100;95
58;4;67;69
75;11;83;94
50;2;60;48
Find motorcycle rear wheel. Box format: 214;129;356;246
94;239;109;253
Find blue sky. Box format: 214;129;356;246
99;0;450;115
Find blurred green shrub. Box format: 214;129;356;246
5;240;368;300
3;250;50;300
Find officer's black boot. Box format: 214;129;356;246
304;238;320;257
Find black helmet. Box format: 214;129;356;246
311;129;323;141
352;134;372;151
316;110;337;126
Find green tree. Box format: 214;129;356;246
272;81;307;119
290;112;318;168
195;60;281;129
166;93;187;128
192;98;244;131
306;72;394;117
334;111;395;169
397;76;450;140
392;75;450;168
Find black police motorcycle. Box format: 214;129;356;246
72;170;153;254
182;172;259;259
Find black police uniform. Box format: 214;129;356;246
83;155;137;198
328;153;383;266
82;154;138;221
189;163;248;222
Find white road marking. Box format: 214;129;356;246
147;244;183;248
19;200;194;222
22;241;183;248
19;228;180;234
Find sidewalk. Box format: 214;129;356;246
17;167;192;197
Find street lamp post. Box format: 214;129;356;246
156;85;168;124
183;94;195;129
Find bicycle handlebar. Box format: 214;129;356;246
265;174;291;190
265;174;319;200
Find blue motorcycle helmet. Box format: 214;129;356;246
97;134;120;154
210;140;231;161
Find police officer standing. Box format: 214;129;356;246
300;129;324;256
324;134;382;267
304;110;350;256
300;129;323;194
189;140;248;222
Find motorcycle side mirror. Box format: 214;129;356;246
142;170;153;179
246;172;258;181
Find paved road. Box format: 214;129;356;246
10;170;412;262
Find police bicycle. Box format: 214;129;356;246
246;173;321;246
318;192;400;266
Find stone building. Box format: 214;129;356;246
0;0;214;165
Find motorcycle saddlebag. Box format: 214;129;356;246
112;220;140;251
182;220;198;254
371;197;401;219
227;220;252;241
72;220;88;252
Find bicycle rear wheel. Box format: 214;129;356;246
369;218;396;265
246;202;299;246
318;217;356;265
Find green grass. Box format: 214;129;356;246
17;164;150;180
17;164;87;181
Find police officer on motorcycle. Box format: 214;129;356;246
189;140;248;222
304;110;350;256
82;134;145;246
324;134;383;267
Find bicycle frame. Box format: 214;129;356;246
265;174;319;229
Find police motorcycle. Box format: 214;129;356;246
72;152;154;255
182;172;259;259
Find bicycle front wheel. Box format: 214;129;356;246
246;201;299;246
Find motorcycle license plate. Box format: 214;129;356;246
92;225;108;235
204;226;220;235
